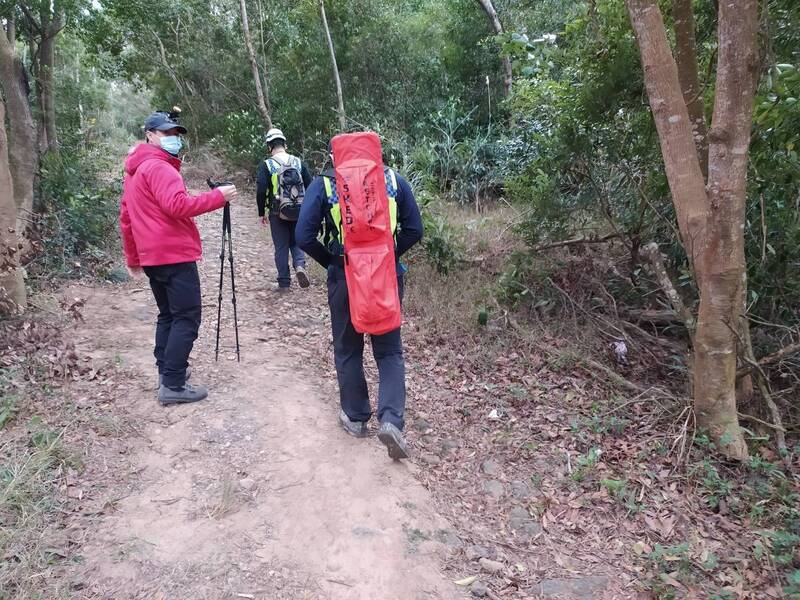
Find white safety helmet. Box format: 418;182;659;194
265;128;286;144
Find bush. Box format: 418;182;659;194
211;110;268;170
414;102;504;206
417;192;464;275
31;148;120;279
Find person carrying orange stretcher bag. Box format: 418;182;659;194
296;132;423;460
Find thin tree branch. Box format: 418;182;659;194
736;342;800;379
739;317;790;465
18;4;42;36
532;232;620;252
642;242;696;339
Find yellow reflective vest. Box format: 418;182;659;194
322;168;398;244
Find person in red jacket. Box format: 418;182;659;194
120;111;237;405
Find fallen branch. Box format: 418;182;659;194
739;320;790;466
737;412;786;433
642;242;695;339
533;232;620;252
622;308;683;326
597;388;663;417
578;357;642;394
736;341;800;379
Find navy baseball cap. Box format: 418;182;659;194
144;111;187;134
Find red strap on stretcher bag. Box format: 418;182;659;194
331;131;402;335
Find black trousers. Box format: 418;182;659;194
268;214;306;288
143;262;201;388
327;265;406;430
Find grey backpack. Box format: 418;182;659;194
266;154;304;221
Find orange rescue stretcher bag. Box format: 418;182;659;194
331;131;402;335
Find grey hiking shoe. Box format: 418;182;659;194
158;383;208;406
377;422;409;460
295;266;310;289
157;366;192;390
339;409;368;438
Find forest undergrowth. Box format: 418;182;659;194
404;202;800;599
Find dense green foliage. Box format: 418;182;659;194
30;33;145;279
499;1;800;337
81;0;502;166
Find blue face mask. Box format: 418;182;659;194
159;135;183;155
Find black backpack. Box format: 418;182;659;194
266;154;305;221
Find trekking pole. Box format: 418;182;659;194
208;179;241;362
224;202;241;361
214;205;226;361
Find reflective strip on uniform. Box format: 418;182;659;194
387;169;398;235
266;159;279;196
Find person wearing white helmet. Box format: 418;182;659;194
256;128;313;291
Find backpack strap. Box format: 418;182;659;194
385;168;398;235
322;175;342;252
265;157;280;196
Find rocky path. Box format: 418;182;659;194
67;191;465;600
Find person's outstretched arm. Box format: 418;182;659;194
147;162;227;218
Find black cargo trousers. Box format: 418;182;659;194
142;261;201;389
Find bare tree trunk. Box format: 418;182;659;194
22;3;64;156
673;0;753;403
475;0;512;97
0;98;27;313
319;0;346;131
239;0;272;131
672;0;708;178
693;0;759;461
625;0;708;272
626;0;752;460
40;16;62;156
28;34;48;152
0;19;38;233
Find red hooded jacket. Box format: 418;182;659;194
119;144;226;267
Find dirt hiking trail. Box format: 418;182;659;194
67;190;465;599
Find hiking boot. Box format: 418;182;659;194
158;383;208;406
157;366;192;390
339;409;368;438
377;422;409;460
295;266;310;289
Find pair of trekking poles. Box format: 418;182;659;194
207;178;241;363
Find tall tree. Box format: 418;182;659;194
319;0;345;131
0;97;27;313
626;0;760;460
672;0;708;178
20;1;66;155
475;0;512;97
239;0;272;131
0;14;38;232
668;0;754;404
